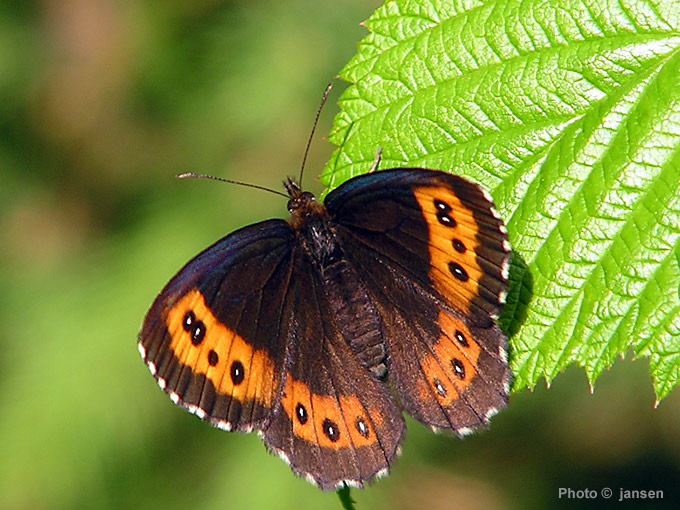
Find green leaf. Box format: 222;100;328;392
323;0;680;404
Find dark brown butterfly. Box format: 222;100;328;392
138;166;512;490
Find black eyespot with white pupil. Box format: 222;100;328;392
183;311;206;345
433;378;447;397
434;199;456;227
449;262;469;282
295;403;308;425
182;311;195;332
455;330;469;347
451;358;466;380
323;418;340;442
191;322;206;345
355;417;369;438
230;360;244;385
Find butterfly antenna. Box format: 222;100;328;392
298;82;333;185
177;173;289;198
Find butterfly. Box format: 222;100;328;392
138;167;512;491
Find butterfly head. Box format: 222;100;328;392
284;177;327;228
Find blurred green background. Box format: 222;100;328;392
1;1;679;509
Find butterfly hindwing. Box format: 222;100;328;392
263;247;405;490
326;169;511;433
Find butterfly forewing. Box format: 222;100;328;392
325;169;509;322
139;220;295;432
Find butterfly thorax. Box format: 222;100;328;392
284;178;343;269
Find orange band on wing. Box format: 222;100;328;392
418;311;482;406
413;186;483;315
280;376;380;450
164;289;277;407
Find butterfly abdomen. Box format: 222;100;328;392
321;259;387;379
